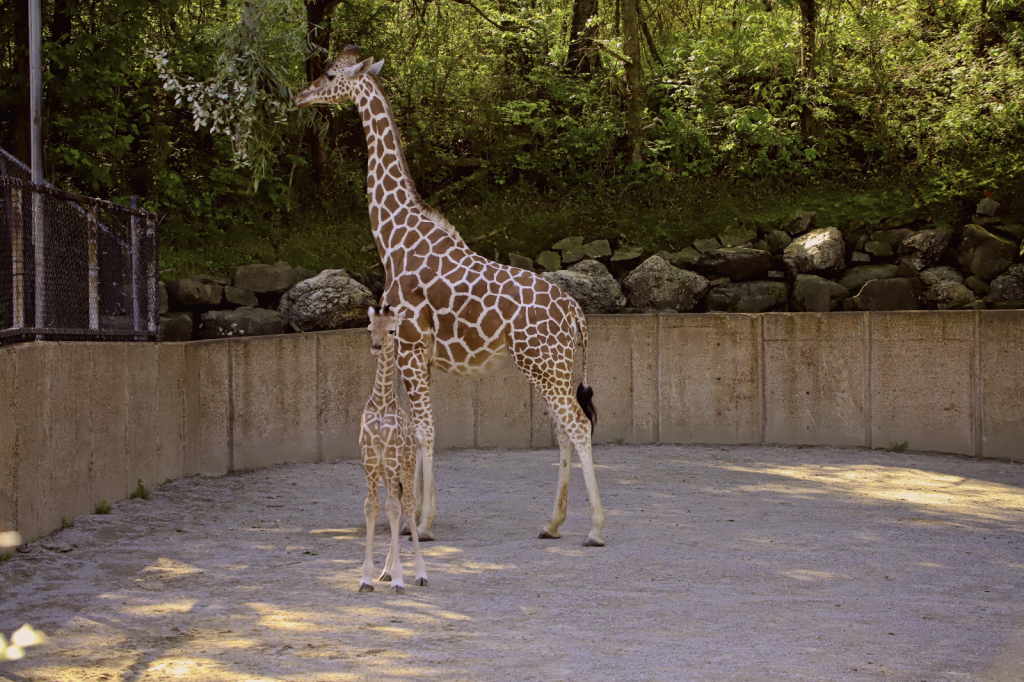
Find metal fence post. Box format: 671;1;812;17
10;186;24;328
32;190;44;328
87;206;99;330
130;195;140;331
146;214;158;334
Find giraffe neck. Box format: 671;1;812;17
357;77;421;249
370;340;397;408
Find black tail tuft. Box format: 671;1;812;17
576;383;597;434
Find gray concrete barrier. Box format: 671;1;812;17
2;310;1021;542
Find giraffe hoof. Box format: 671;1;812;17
582;537;605;547
391;585;405;595
414;577;428;587
400;524;412;536
538;530;560;540
417;530;435;542
379;572;392;582
358;583;374;593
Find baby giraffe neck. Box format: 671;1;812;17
372;341;396;405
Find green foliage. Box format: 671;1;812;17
129;479;150;500
60;515;73;529
890;441;910;453
94;500;112;515
2;0;1023;276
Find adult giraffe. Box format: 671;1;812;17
297;45;605;546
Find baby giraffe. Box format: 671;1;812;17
358;305;428;594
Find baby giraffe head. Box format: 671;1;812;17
295;44;384;109
367;305;404;357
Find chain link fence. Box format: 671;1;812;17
1;150;159;344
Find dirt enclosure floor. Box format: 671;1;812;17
2;444;1024;682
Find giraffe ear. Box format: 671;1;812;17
344;57;375;80
369;60;384;76
367;306;376;321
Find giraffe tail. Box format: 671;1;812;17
573;310;597;434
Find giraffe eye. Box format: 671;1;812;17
388;330;395;335
326;73;335;81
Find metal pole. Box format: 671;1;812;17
87;207;99;330
29;0;45;330
146;215;158;335
130;195;141;332
10;187;24;329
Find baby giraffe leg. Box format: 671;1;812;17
359;482;380;592
401;479;428;587
384;483;406;594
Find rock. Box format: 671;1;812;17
854;234;869;251
224;286;259;308
698;248;770;281
922;281;977;309
752;240;770;252
965;276;990;296
166;278;223;307
277;270;377;331
898;227;953;271
863;241;894;258
871;228;916;246
995;223;1024;241
159;282;169;314
195;274;231;286
199;307;288;339
992;300;1024;309
552;236;584;250
706;281;790;313
159;312;193;342
792;275;850;312
851;252;871;263
561;246;585;264
766;230;792;253
768;270;785;280
990;264;1024;302
843;278;923;311
783;227;845;275
974;216;1002;227
976;197;1000;216
957;224;1017;279
233;261;302;294
553;237;585;264
294;267;317;282
536;251;562;272
838;264;902;294
719;227;757;247
509;253;535;271
622;256;710;312
920;266;963;287
583;240;612;258
692;238;721;254
788;211;816;235
660;247;701;267
542;260;626;314
709;276;730;287
611;246;644;262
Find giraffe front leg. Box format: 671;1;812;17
539;422;574;540
360;483;380;592
399;350;437;541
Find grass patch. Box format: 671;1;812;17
94;501;112;515
129;479;150;501
890;441;910;453
0;552;11;564
60;515;73;529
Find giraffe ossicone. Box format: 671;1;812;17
358;305;428;594
297;45;605;547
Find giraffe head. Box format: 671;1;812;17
366;305;405;356
295;44;384;109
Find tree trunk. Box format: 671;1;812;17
637;0;662;66
8;0;31;165
304;0;341;178
566;0;600;73
622;0;642;163
798;0;816;138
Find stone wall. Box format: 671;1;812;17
2;310;1022;543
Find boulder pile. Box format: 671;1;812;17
510;197;1024;315
159;262;383;341
159;198;1024;340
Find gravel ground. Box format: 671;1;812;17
1;444;1023;682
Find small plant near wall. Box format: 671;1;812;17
890;441;909;453
94;501;112;515
130;480;150;501
60;515;74;529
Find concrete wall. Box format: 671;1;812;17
2;311;1022;542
